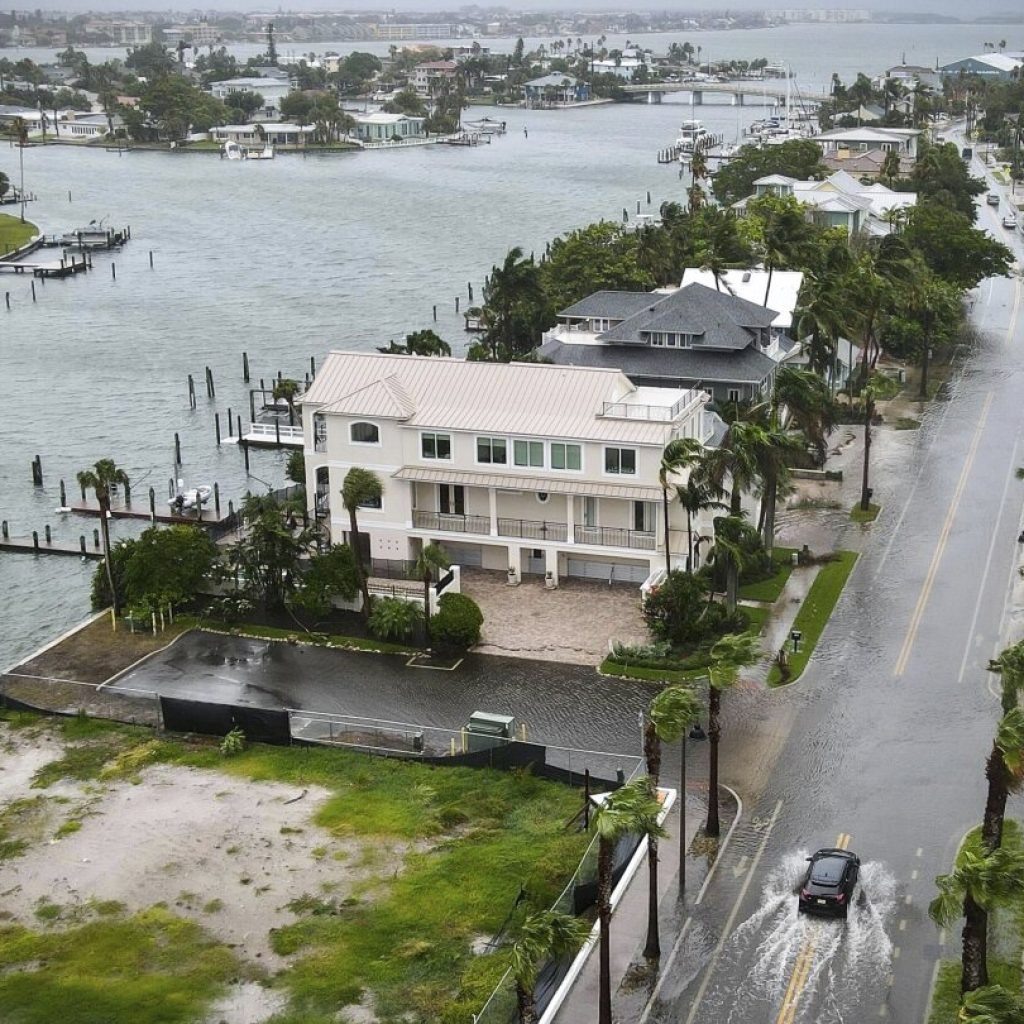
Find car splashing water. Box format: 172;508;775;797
714;851;898;1023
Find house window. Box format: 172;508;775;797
728;388;741;403
476;436;507;465
514;439;544;468
360;493;383;509
313;414;327;453
421;432;451;460
633;501;656;533
604;447;637;475
537;492;549;505
439;485;465;515
550;443;581;471
582;496;597;527
350;421;380;445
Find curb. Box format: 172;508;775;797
97;626;193;691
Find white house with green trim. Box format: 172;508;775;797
353;112;426;142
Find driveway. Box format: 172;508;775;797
459;569;650;665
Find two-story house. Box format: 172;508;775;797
412;60;459;97
810;126;921;175
300;352;713;587
538;282;784;405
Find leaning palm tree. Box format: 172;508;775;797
705;633;760;837
509;909;591;1024
77;459;130;615
988;639;1024;716
980;708;1024;853
959;984;1024;1023
774;367;837;467
748;423;805;554
649;685;703;898
414;541;450;648
594;779;662;1024
859;382;878;513
341;468;382;621
929;845;1024;995
658;438;702;576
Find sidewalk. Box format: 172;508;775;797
552;782;729;1024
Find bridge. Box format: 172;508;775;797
620;79;828;106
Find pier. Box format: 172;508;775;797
621;80;826;106
0;256;90;279
68;498;234;528
223;422;304;449
0;532;104;559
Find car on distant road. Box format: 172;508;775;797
798;848;860;918
987;193;1000;206
1003;215;1018;230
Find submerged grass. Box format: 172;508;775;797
737;548;796;604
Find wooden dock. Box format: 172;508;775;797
68;499;234;528
0;534;104;559
0;258;90;279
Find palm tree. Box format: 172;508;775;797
509;909;590;1024
77;459;130;615
272;378;300;425
980;708;1024;854
649;685;703;898
705;633;760;837
988;639;1024;716
959;985;1024;1023
594;778;664;1023
480;247;546;360
659;438;702;576
676;476;726;573
745;422;805;554
341;468;382;621
929;845;1024;994
415;541;450;647
859;383;877;513
774;367;837;467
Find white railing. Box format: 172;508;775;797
247;423;303;441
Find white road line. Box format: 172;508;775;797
922;960;942;1024
683;800;783;1024
905;894;913;906
899;919;907;932
911;869;919;880
893;946;901;960
916;848;923;858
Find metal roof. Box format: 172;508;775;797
394;465;664;502
301;352;695;445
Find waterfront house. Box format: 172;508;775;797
940;52;1024;81
810;126;920;172
591;55;646;80
209;77;295;120
874;62;942;92
538;283;785;405
412;60;459;97
523;74;590;108
300;353;712;587
212;122;317;147
734;169;916;234
677;269;804;335
352;112;426;142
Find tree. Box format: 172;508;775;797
432;592;483;651
649;685;703;900
121;525;218;613
929;845;1024;994
745;193;815;305
794;263;854;388
659;438;702;575
643;570;745;647
676;475;727;573
377;329;451;357
415;541;450;647
341;468;382;622
285;449;305;486
289;543;359;619
476;247;548;361
903;203;1013;290
705;633;760;837
125;41;176;81
272;378;300;425
509;909;590;1024
859;383;877;512
381;87;427;117
912;139;986;220
711;139;829;205
77;459;130;615
959;985;1024;1023
594;779;665;1023
980;708;1024;854
774;367;837;466
369;596;422;641
229;89;264;122
880;149;901;186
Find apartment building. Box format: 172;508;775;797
300;353;712;587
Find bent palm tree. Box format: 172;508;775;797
676;475;726;573
658;438;702;576
774;367;837;467
341;468;382;621
980;708;1024;853
509;909;590;1024
959;984;1024;1023
77;459;130;615
415;541;450;647
705;633;760;837
649;685;703;899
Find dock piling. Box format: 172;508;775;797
149;251;154;269
248;390;255;420
111;263;116;280
174;432;181;466
80;535;86;555
274;418;281;445
59;480;67;508
236;414;243;442
80;480;87;501
31;455;42;486
214;483;221;518
242;440;250;473
227;408;233;436
433;305;437;322
228;499;234;521
455;296;460;313
93;528;100;550
215;413;221;447
149;487;156;525
45;525;51;544
468;282;473;301
1;521;7;539
5;293;9;310
310;355;316;378
124;479;131;506
242;352;250;383
647;190;651;204
32;531;39;552
187;374;196;409
30;281;36;302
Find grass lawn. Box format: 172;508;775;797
738;548;796;603
850;503;881;524
0;212;37;253
894;417;921;430
0;712;588;1024
928;821;1023;1023
767;551;859;686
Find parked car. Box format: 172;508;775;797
987;193;1000;206
798;848;860;918
961;146;973;162
1003;215;1018;230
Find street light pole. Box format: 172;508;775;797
18;133;25;224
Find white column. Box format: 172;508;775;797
565;493;575;544
488;486;498;537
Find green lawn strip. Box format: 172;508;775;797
737;548;796;604
0;212;37;252
191;617;416;655
767;551;859;686
928;822;1023;1023
850;503;881;524
0;906;243;1024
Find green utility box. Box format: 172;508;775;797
465;711;516;752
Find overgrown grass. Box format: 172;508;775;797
0;212;36;253
768;552;859;686
738;548;796;603
850;503;881;524
193;617;416;655
894;417;921;430
0;907;242;1024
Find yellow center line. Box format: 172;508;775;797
894;393;994;677
775;832;851;1024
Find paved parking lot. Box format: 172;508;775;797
460;569;650;665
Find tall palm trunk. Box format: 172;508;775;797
762;473;778;555
678;734;688;897
763;263;774;306
643;722;662;960
981;744;1010;853
860;402;873;512
685;508;693;573
516;981;537;1024
422;569;432;646
662;489;672;576
597;836;614;1024
706;687;721;837
99;496;118;614
348;506;371;621
961;892;989;993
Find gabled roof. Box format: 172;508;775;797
813;126;920;143
597;283;777;350
678;269;804;330
559;290;657;320
754;174;799;186
524;73;580;88
321;375;416;419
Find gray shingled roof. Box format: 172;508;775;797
558;290;659;320
595;283;778;350
538;338;777;385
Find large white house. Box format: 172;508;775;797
301;353;713;586
209;77;295;120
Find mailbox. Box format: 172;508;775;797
465;711;516;752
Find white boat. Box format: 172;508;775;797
676;119;713;153
168;484;213;514
223;141;244;160
247;144;275;160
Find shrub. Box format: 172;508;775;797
220;727;246;757
432;593;483;651
206;594;255;624
369;597;423;642
703;519;772;591
643;571;747;647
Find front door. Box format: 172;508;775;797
438;485;465;516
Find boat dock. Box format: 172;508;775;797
38;225;131;252
0;256;91;279
0;530;104;559
68;498;234;528
222;422;304;449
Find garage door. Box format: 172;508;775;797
566;559;650;583
442;543;484;567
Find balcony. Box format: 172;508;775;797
575;525;657;551
314;485;330;518
497;518;568;542
413;510;490;535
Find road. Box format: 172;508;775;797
641;146;1024;1023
